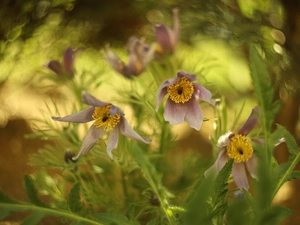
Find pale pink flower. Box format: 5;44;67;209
156;71;215;130
52;91;151;160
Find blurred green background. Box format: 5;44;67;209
1;0;300;224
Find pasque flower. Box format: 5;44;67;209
52;91;151;160
45;47;82;78
156;71;215;130
104;36;155;78
205;106;261;190
154;8;180;54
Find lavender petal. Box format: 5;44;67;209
106;127;120;160
184;98;203;130
237;106;260;136
164;98;186;125
232;163;249;190
72;125;105;161
52;107;94;123
204;149;228;178
177;71;196;81
81;91;110;107
245;154;258;180
155;24;172;54
216;149;229;171
193;83;215;105
104;45;131;78
119;117;151;143
63;47;75;75
45;60;64;76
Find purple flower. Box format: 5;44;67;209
154;8;180;54
52;91;151;160
205;106;261;190
156;71;215;130
45;47;82;78
104;36;155;79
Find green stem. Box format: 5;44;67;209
0;202;103;225
158;122;166;155
272;152;300;199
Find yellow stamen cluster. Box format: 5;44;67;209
92;105;121;131
226;134;253;163
167;76;194;103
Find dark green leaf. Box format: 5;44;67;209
213;159;234;205
131;146;175;223
260;206;292;225
242;189;257;212
146;219;156;225
24;175;46;207
0;208;11;221
289;170;300;180
0;189;18;204
20;211;48;225
277;125;299;156
249;45;280;134
182;177;214;225
68;183;82;213
226;197;253;225
94;213;140;225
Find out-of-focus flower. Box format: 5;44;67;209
104;36;155;79
52;91;151;160
156;71;215;130
154;8;180;54
205;106;262;190
45;47;82;78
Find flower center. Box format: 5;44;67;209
167;76;194;103
226;134;253;163
92;105;121;131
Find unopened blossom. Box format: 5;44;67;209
45;47;82;78
52;91;151;160
104;36;155;79
205;106;261;190
154;8;180;54
156;71;215;130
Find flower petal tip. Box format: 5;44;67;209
106;149;114;161
51;116;61;121
72;156;79;161
144;138;152;144
81;90;87;96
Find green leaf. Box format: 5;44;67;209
131;147;175;224
0;208;12;221
94;213;140;225
146;219;156;225
0;190;23;219
0;189;18;204
272;126;300;199
213;159;234;207
259;206;292;225
226;197;253;225
24;175;47;207
20;211;48;225
249;45;280;150
242;189;257;212
183;177;214;225
68;183;82;213
0;198;104;225
289;170;300;180
277;125;299;156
